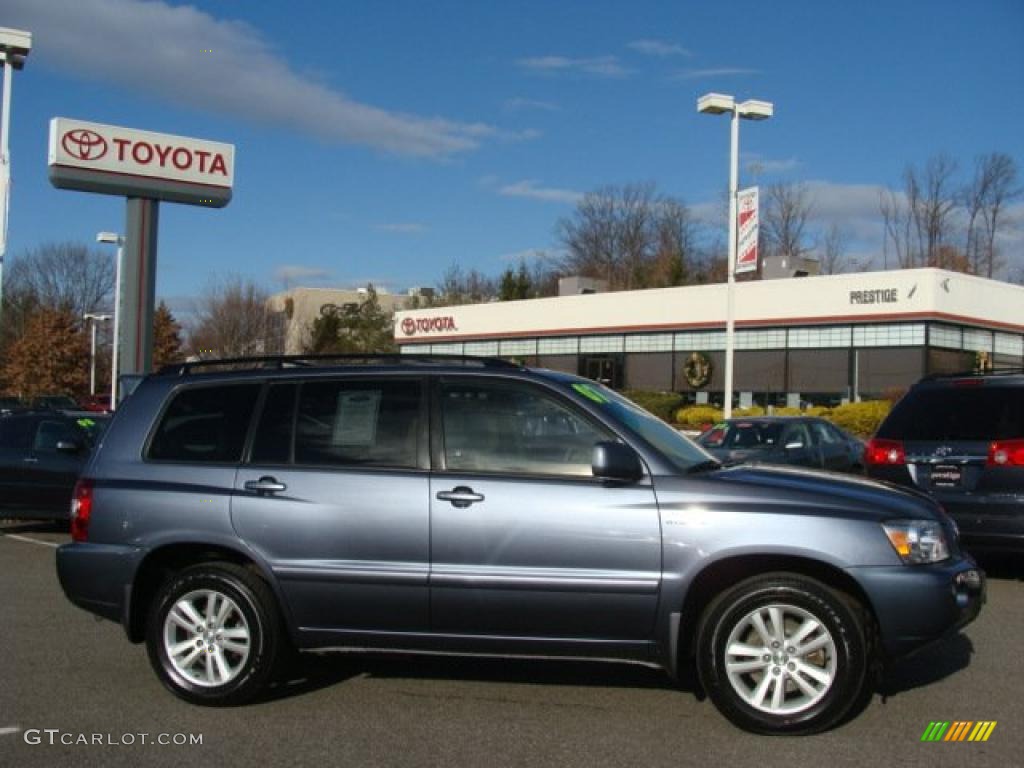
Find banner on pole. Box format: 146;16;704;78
736;186;759;274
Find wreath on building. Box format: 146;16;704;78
683;351;712;388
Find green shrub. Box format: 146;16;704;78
675;405;724;430
622;390;686;423
733;406;765;418
828;400;891;437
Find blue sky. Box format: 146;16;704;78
4;0;1023;311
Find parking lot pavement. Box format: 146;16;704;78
2;522;1021;768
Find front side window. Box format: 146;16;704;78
148;384;261;463
295;379;421;469
441;380;607;476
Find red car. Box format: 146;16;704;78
78;395;112;413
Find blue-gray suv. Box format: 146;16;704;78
57;356;984;735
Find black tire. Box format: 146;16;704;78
696;572;870;735
145;562;282;706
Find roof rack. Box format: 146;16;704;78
921;367;1024;381
158;353;522;376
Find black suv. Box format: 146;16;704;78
866;371;1024;552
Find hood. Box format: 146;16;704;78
672;463;945;524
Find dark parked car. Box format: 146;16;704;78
0;411;109;520
31;394;81;411
698;417;865;472
57;355;983;735
866;370;1024;552
0;396;25;415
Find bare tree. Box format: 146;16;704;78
557;183;701;290
964;153;1019;278
880;186;913;268
435;264;497;306
761;182;814;262
188;276;271;358
818;223;849;275
3;241;114;321
913;154;959;266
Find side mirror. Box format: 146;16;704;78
592;441;643;483
55;440;82;454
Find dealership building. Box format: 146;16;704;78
394;268;1024;405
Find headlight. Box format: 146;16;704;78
882;520;950;564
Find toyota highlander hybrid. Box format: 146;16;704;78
56;355;984;735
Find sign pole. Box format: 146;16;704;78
120;198;160;376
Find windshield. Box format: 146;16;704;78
74;416;110;446
700;421;782;450
566;380;715;472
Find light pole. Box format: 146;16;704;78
697;93;773;419
0;27;32;320
97;232;125;406
83;313;112;396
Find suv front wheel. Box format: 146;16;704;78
696;573;870;735
146;562;282;705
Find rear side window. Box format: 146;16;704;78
879;386;1024;441
294;379;421;469
148;384;261;463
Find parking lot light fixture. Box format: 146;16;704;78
97;232;125;406
83;313;112;396
697;92;773;419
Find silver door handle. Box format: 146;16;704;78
23;457;39;463
436;487;484;508
244;477;287;494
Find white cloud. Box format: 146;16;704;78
374;222;426;234
743;155;801;175
671;67;759;81
498;180;584;205
503;98;560;112
274;265;332;285
627;39;692;57
517;55;631;78
6;0;496;157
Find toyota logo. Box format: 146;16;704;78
62;129;108;161
401;317;417;336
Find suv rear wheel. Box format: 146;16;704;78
146;562;282;705
696;573;870;735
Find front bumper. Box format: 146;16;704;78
848;557;985;659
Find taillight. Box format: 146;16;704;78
70;478;94;542
866;438;906;466
987;439;1024;467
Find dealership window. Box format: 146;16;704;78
735;329;786;350
675;331;726;351
464;341;500;356
962;328;993;353
538;337;579;355
431;342;465;355
499;339;538;356
625;333;673;352
788;326;852;349
927;324;962;350
994;333;1024;358
579;335;624;353
853;323;925;347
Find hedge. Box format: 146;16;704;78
621;390;686;423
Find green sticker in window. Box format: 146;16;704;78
77;418;95;428
573;383;608;404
